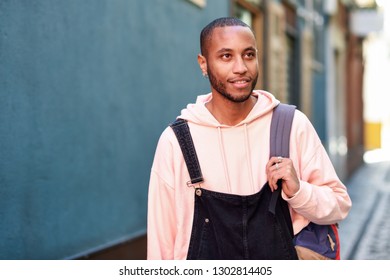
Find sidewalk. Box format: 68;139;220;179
338;150;390;260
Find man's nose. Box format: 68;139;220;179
232;57;248;74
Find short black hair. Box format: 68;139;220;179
200;17;252;57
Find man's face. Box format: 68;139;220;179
202;26;258;103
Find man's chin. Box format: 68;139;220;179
223;91;253;103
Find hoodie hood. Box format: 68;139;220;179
178;90;280;127
177;90;280;194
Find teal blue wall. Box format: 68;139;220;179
0;0;229;259
311;7;327;143
312;72;327;141
295;0;327;142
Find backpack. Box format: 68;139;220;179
171;103;340;260
269;104;341;260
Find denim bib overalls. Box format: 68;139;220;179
170;104;298;260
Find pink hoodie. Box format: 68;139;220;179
147;90;352;260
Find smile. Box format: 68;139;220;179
229;78;251;88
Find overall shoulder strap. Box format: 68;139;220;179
268;103;296;214
169;119;204;185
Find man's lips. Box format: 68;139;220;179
229;77;251;83
228;78;252;88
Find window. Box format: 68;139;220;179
234;4;253;26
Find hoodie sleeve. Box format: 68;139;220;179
147;128;177;260
282;110;352;225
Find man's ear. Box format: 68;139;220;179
197;54;207;76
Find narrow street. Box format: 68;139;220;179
339;149;390;259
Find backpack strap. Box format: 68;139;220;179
268;103;296;214
269;103;296;159
170;119;204;185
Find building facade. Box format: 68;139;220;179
0;0;377;259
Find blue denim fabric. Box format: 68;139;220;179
186;186;298;260
170;118;203;184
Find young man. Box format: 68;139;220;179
147;17;351;260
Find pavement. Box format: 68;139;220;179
338;149;390;260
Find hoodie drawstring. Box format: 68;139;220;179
244;123;256;193
217;124;256;194
218;126;232;193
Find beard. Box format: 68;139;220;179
207;67;258;103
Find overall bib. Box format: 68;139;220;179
170;104;298;260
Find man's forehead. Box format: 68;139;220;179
208;26;256;49
212;25;252;36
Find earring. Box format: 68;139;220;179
202;72;208;79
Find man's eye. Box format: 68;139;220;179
221;54;231;59
245;52;256;59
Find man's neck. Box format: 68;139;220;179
205;94;257;126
